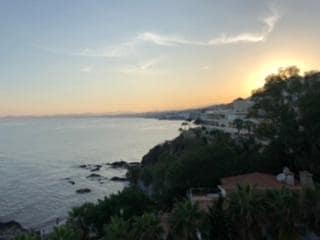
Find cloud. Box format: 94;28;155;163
76;41;137;58
208;33;265;45
137;32;205;46
117;58;164;75
140;6;280;46
38;4;280;60
208;6;280;45
37;41;137;58
81;65;93;73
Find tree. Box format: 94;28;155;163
264;188;300;240
243;120;254;134
104;216;130;240
130;213;164;240
250;67;320;176
205;197;231;240
233;118;243;135
302;187;320;234
68;187;155;238
228;185;264;240
169;200;203;240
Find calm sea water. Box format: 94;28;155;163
0;117;181;230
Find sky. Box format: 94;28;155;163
1;0;320;116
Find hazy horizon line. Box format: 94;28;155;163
0;101;230;119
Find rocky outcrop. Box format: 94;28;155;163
107;161;129;169
76;188;91;194
107;161;140;169
110;176;128;182
0;221;29;240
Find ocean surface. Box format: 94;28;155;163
0;117;181;230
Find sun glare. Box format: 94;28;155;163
246;59;310;94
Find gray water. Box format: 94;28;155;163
0;117;181;230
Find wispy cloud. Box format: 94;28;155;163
139;6;280;46
76;41;137;58
81;65;93;73
208;6;280;45
38;5;280;60
117;58;164;75
37;41;137;58
137;32;205;46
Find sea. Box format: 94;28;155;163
0;117;181;231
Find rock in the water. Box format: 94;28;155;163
110;176;128;182
62;177;75;185
0;221;29;240
68;180;75;185
87;173;101;178
90;165;102;172
86;174;107;184
128;162;140;167
79;164;102;172
108;160;129;169
76;188;91;194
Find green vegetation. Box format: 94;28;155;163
250;66;320;178
15;235;40;240
168;200;204;240
18;67;320;239
48;226;80;240
128;66;320;206
128;128;264;207
67;187;155;237
16;186;320;240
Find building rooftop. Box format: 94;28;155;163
221;172;302;193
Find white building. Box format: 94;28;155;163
200;98;256;134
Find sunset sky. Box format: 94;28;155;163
1;0;320;116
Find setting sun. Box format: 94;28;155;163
246;58;312;94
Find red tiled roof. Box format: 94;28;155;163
221;172;301;193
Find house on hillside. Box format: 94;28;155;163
188;168;314;211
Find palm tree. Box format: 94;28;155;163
169;200;203;240
206;197;231;240
49;225;79;240
104;216;130;240
243;120;254;134
227;185;264;240
302;187;320;234
130;213;164;240
233;118;243;135
264;188;300;240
